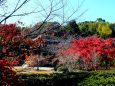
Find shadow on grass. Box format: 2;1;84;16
18;72;90;86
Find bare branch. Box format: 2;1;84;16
0;0;86;38
0;0;6;6
11;10;44;17
14;0;21;10
0;0;30;23
74;9;88;20
25;0;86;37
27;0;54;35
38;0;48;16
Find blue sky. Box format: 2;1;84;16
82;0;115;23
1;0;115;26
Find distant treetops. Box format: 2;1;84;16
78;18;115;38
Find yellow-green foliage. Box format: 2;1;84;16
97;23;112;38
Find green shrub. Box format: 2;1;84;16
78;72;115;86
18;72;89;86
18;71;115;86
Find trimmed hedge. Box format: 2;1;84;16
18;71;115;86
78;71;115;86
18;72;89;86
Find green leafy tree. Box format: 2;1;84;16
110;23;115;37
96;18;105;22
66;20;80;35
88;22;98;34
78;21;94;36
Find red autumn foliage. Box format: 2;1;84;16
0;24;46;85
0;24;46;63
0;24;17;45
63;35;115;70
0;60;25;86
